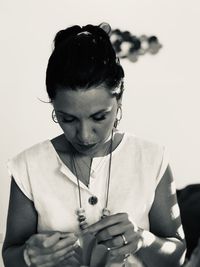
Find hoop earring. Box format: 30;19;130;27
114;105;122;128
52;109;58;123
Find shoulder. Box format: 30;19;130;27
121;132;169;184
7;139;56;200
8;139;53;168
123;132;166;157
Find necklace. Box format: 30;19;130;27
71;130;114;230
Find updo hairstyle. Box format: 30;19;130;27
46;23;124;102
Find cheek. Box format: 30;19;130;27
96;116;116;136
59;124;75;138
106;115;116;129
107;110;117;126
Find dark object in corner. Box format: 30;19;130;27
177;184;200;259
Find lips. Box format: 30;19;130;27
76;143;97;151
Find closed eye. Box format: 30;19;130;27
62;118;75;123
92;115;107;121
60;116;76;123
55;111;76;123
56;110;110;123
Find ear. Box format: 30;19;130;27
99;22;112;36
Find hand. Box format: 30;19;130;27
25;231;78;267
85;213;143;258
56;244;83;267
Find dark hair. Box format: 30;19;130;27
46;24;124;102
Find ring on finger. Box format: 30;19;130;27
123;253;130;262
121;234;128;245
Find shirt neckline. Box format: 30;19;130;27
46;132;128;190
47;131;128;161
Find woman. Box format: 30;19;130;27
2;23;186;267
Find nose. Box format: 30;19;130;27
77;121;93;144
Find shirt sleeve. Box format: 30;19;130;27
155;146;170;187
7;152;33;200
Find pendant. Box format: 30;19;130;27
88;196;98;205
76;208;88;230
101;208;111;219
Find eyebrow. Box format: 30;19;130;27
56;107;112;118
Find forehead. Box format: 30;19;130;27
53;86;116;115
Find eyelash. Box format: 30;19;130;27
61;118;75;123
61;115;106;123
93;115;106;121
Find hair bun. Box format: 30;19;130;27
99;22;112;36
54;25;81;49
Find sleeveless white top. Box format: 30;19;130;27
7;132;169;266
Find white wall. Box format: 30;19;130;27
1;0;200;265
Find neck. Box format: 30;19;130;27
70;130;115;158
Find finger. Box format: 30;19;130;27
73;251;82;263
73;245;83;261
110;236;143;256
101;234;126;248
26;232;60;248
99;227;133;248
27;238;78;258
26;234;48;247
36;251;75;267
43;232;61;248
86;213;128;234
54;236;78;251
40;231;76;239
109;243;132;256
30;243;76;265
96;221;131;243
60;232;77;239
59;253;80;265
56;250;76;263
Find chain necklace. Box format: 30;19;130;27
71;131;130;267
77;133;113;178
71;130;114;230
79;144;111;179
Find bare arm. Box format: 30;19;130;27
86;165;186;266
2;178;79;267
136;165;186;266
2;177;38;267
